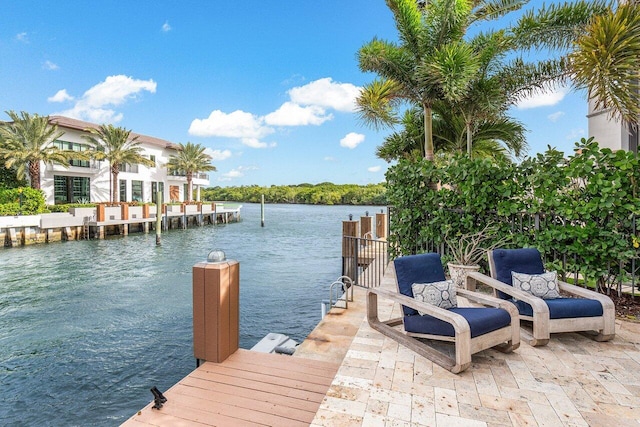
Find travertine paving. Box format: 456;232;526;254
311;272;640;426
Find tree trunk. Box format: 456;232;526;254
29;161;41;189
423;103;434;161
466;121;473;158
112;164;120;204
187;172;193;202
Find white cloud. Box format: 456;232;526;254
289;77;361;112
566;128;585;140
368;166;382;172
547;111;565;122
162;21;172;32
264;102;332;126
15;32;28;43
54;75;156;123
218;166;257;181
48;89;74;103
189;110;274;148
516;86;568;109
340;132;365;149
43;60;59;71
204;148;232;161
324;156;337;161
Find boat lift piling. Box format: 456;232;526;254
156;191;162;246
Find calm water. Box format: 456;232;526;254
0;203;378;426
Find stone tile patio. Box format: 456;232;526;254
310;269;640;426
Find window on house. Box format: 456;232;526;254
119;179;127;202
132;180;143;202
54;175;90;204
54;140;91;167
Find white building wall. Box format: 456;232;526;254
40;121;210;205
587;98;627;151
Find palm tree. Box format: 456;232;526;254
0;110;82;189
359;0;611;161
166;142;216;202
357;0;528;161
82;124;154;203
570;2;640;126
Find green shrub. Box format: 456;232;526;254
386;138;640;293
0;187;46;215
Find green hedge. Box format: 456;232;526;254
387;139;640;292
0;187;46;215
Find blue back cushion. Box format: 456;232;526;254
394;253;446;316
492;248;544;299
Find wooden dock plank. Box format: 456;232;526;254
122;349;340;426
179;374;321;413
157;391;308;426
224;350;338;379
173;381;315;422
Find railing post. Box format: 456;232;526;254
342;218;359;283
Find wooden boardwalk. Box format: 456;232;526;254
122;349;339;426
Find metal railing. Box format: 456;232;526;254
388;207;639;296
341;236;388;288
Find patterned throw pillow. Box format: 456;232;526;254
411;280;457;314
511;271;560;299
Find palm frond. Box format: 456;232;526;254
510;0;611;51
356;79;404;130
570;3;640;125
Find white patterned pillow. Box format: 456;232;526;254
512;271;560;299
412;280;457;314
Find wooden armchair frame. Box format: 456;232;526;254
466;250;615;346
367;287;519;374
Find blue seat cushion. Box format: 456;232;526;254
394;253;446;316
492;248;545;299
514;297;603;319
403;307;511;338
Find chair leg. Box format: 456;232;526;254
520;327;549;347
494;340;519;353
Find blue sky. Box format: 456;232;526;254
1;1;591;187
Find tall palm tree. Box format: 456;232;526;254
357;0;527;161
0;110;79;189
166;142;216;202
359;0;611;161
570;2;640;126
83;124;154;203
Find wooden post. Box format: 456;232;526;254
342;218;359;281
156;192;162;245
360;214;372;240
261;195;265;227
376;211;387;240
121;203;129;221
192;257;240;364
96;204;105;222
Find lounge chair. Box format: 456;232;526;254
367;253;519;373
468;248;615;346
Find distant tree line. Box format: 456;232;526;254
202;183;387;205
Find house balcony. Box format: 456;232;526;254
45;160;101;174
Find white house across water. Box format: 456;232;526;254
43;116;210;205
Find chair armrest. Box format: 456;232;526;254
467;271;549;316
367;288;470;335
558;281;615;310
456;288;519;318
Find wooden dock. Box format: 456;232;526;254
121;349;339;426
